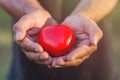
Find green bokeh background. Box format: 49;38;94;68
0;1;120;80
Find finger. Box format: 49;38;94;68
35;56;52;65
66;45;96;61
89;27;103;45
22;49;49;62
18;37;43;52
39;51;49;60
44;57;52;65
26;18;57;36
62;15;103;46
83;18;103;46
55;55;89;68
51;57;58;67
52;57;66;68
13;16;34;41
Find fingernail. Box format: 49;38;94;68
16;32;21;41
35;47;43;52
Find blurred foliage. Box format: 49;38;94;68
107;1;120;66
0;7;12;80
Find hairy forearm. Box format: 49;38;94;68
71;0;118;22
0;0;44;19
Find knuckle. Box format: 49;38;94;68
20;40;35;52
27;45;34;51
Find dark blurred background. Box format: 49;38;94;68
0;1;120;80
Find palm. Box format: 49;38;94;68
62;16;100;60
71;25;90;51
13;10;57;64
26;28;40;43
51;15;103;67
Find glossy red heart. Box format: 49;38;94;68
38;25;75;57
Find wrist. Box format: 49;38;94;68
69;14;91;21
22;0;45;15
71;13;92;20
24;6;45;15
23;3;52;19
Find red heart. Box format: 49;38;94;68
38;25;75;57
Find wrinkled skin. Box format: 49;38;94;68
50;15;103;68
13;11;103;68
13;9;57;64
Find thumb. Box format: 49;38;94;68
13;16;33;41
89;26;103;46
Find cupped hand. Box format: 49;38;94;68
13;9;57;65
51;15;103;68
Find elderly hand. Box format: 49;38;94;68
51;15;103;68
13;9;57;65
